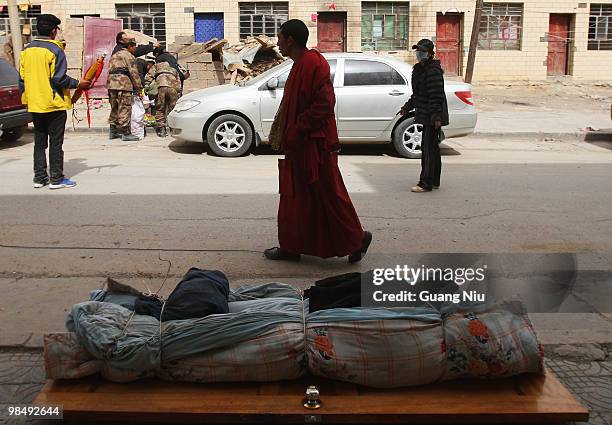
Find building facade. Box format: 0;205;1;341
1;0;611;80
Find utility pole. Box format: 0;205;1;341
464;0;483;84
7;0;23;68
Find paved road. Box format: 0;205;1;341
1;132;611;273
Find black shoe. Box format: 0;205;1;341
121;133;140;141
109;127;121;140
156;127;167;137
348;231;372;264
264;247;301;261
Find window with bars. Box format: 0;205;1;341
0;5;41;43
588;4;612;50
239;2;288;40
361;2;409;51
478;2;522;50
116;3;166;42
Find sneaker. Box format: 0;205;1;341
49;178;77;190
433;185;440;190
33;180;49;188
411;185;431;193
156;127;167;137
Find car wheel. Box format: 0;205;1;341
206;114;253;157
392;119;423;159
0;125;25;143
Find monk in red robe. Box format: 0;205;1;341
264;19;372;263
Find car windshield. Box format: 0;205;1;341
241;60;293;87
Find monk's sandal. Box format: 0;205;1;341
348;231;372;264
264;247;301;262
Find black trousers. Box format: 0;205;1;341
418;124;441;190
32;110;67;184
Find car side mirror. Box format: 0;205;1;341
267;77;279;90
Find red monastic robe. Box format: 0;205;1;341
276;49;364;258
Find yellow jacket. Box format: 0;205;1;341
19;38;79;113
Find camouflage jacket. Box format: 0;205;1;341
145;62;181;91
106;48;142;92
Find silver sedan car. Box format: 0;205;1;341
168;53;477;158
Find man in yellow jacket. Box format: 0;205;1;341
19;14;90;189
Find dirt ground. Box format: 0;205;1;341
472;79;612;119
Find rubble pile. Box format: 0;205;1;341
223;35;286;84
170;35;286;92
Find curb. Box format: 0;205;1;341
65;127;107;134
470;131;587;140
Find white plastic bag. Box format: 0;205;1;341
141;95;153;109
130;96;145;140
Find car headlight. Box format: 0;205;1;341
173;99;201;113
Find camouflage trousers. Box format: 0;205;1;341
108;90;133;132
155;86;179;127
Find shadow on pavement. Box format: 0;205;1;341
584;130;612;150
168;139;209;155
440;143;461;156
64;157;120;178
0;158;20;168
0;133;34;150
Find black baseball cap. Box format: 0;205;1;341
37;14;61;28
412;39;435;52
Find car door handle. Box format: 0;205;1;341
389;91;405;96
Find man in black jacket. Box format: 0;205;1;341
401;39;449;193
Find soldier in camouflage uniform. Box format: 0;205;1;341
146;50;182;137
107;38;142;141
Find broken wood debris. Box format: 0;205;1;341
171;34;287;89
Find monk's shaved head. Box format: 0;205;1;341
279;19;309;48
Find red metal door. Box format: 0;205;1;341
547;14;571;76
83;17;123;98
436;14;461;76
317;12;346;53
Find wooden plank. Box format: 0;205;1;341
254;35;275;49
201;38;218;50
204;39;227;54
33;370;588;424
124;29;157;45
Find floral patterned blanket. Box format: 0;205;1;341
44;283;543;388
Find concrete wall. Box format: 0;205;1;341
1;0;611;80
